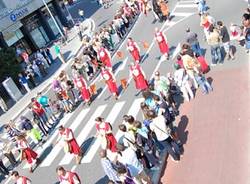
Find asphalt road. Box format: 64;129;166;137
2;0;250;184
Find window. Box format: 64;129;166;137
0;0;5;10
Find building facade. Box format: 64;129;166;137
0;0;70;54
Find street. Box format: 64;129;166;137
1;0;250;184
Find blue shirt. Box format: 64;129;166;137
19;76;28;84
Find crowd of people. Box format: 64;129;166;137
1;0;250;183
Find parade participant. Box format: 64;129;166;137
200;13;215;39
95;117;117;152
155;27;169;60
97;46;112;69
127;37;141;63
130;63;148;92
195;53;209;73
55;126;83;164
101;67;119;100
73;73;91;105
56;166;81;184
15;135;40;173
11;171;31;184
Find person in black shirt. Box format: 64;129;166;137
217;21;235;60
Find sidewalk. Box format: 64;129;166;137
0;19;94;125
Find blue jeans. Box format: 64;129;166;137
196;75;213;94
158;138;180;160
191;43;203;56
211;45;222;64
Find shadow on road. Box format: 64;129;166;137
177;115;189;146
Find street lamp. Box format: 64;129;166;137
42;0;65;38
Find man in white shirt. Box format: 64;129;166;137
116;144;151;184
147;110;180;161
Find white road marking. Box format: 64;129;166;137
63;105;107;165
172;42;182;60
81;101;125;163
40;108;90;167
176;4;197;8
171;12;194;17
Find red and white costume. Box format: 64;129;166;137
96;121;117;152
138;0;147;15
58;171;81;184
59;128;81;155
97;47;112;68
16;176;31;184
73;76;91;102
155;31;169;55
130;64;148;90
127;40;140;63
17;140;38;166
101;68;118;95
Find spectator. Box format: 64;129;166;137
18;73;31;93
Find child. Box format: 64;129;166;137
196;74;213;94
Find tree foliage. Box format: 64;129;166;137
0;48;21;83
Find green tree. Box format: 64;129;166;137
0;47;21;83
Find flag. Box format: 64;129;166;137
90;84;97;95
121;78;127;89
116;51;124;59
143;41;149;49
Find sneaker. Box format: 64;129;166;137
210;63;217;66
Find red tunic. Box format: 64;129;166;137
130;64;148;90
18;140;38;164
155;31;169;55
58;171;81;184
98;47;112;68
127;41;140;63
74;76;90;102
197;56;209;73
60;128;81;155
101;69;118;94
96;122;117;152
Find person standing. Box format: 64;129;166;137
11;171;31;184
15;135;40;173
153;71;170;99
0;96;8;113
130;63;148;92
97;47;112;69
99;149;121;183
206;25;222;66
217;21;235;60
101;67;119;100
54;42;66;64
56;166;81;184
155;27;169;60
55;126;83;164
0;152;9;177
127;37;141;64
0;139;18;168
186;28;203;56
78;9;85;21
18;73;31;93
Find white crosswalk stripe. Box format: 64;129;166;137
57;104;107;165
39;107;91;167
81;101;126;163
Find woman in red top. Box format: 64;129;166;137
95;117;117;152
73;74;91;105
127;37;141;64
56;126;83;164
97;47;112;69
57;166;81;184
155;27;169;60
130;63;148;91
101;67;118;100
15;135;40;173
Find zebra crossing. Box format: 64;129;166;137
20;97;143;170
